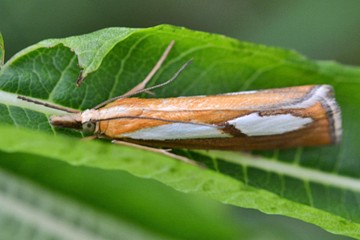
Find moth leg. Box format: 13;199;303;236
123;40;175;96
112;140;202;167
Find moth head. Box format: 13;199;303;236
50;113;97;134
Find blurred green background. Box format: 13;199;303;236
0;1;358;239
1;0;360;65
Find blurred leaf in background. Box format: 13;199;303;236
1;0;359;65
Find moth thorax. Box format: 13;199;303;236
50;113;82;130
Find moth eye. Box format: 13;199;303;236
82;121;96;133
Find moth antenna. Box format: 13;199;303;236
17;96;80;114
94;59;192;109
126;59;193;97
124;40;175;96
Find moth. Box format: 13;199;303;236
19;41;342;151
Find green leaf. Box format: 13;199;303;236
1;25;360;239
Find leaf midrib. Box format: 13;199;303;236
0;90;68;115
206;150;360;192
